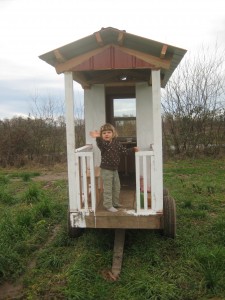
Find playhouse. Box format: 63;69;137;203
39;27;186;239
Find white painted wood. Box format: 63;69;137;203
81;155;88;209
89;154;96;211
135;153;141;212
151;70;163;212
75;145;93;152
150;155;156;211
75;154;81;210
136;151;154;213
64;72;77;210
143;155;148;210
84;84;106;166
136;83;153;150
136;83;152;194
75;151;96;211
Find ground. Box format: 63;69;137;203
0;170;67;300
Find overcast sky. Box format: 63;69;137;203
0;0;224;120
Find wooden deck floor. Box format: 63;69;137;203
96;189;136;215
84;185;163;230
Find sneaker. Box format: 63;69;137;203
107;207;118;212
114;204;123;208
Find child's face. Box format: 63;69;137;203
102;130;113;141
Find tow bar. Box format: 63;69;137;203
111;229;126;278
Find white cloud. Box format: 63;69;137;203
0;0;225;119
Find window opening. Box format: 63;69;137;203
113;98;136;139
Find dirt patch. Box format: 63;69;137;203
34;172;68;182
0;225;62;300
0;282;24;300
100;269;119;281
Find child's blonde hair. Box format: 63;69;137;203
100;123;118;138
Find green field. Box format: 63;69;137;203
0;159;224;299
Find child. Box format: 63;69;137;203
90;123;138;212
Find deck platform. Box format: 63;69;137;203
84;189;163;230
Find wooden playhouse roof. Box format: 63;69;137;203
39;27;187;88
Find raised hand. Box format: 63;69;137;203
89;130;100;138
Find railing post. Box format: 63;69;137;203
135;152;141;212
136;150;154;213
74;146;96;212
64;72;77;210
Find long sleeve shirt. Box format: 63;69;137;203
96;137;135;170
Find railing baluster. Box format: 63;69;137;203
75;154;81;210
81;155;88;209
135;153;141;212
136;150;154;213
143;155;148;210
74;145;96;212
89;154;96;211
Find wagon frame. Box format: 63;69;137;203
39;27;186;275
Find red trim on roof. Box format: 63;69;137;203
74;46;154;71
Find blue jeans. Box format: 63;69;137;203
101;168;120;209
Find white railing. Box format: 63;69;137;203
135;150;155;213
75;145;96;211
74;145;155;214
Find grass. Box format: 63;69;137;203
0;159;225;299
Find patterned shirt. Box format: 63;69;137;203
96;137;134;170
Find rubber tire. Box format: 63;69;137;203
163;195;176;239
163;187;169;197
67;212;84;238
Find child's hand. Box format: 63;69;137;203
133;147;139;152
89;130;100;138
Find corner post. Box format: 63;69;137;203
64;71;77;210
151;70;163;212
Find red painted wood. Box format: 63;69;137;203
75;46;154;71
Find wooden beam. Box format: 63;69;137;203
73;72;91;89
55;43;172;74
54;49;66;63
104;82;136;87
55;44;111;74
95;31;104;46
114;45;171;70
117;31;125;46
111;229;126;278
160;44;168;59
85;213;163;228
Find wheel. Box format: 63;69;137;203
163;187;169;197
67;211;84;238
163;195;176;238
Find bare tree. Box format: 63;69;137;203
162;43;225;157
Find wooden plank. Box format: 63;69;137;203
117;31;125;46
56;44;111;74
54;49;66;63
56;43;172;75
114;45;171;70
73;72;91;89
64;72;77;210
85;213;163;229
78;188;163;229
160;44;168;59
112;229;125;277
95;32;104;46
